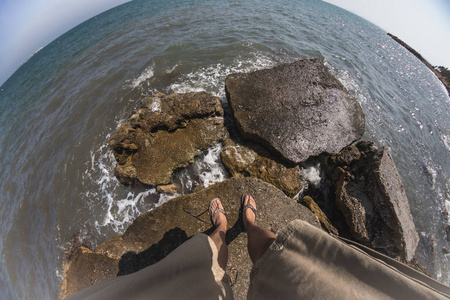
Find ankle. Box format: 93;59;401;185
215;219;227;230
243;217;256;231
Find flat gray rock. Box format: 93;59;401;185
225;59;365;163
367;146;419;261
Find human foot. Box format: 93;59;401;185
241;194;257;231
209;198;227;228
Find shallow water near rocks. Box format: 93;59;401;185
0;0;449;298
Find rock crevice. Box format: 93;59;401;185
109;92;226;186
331;141;419;261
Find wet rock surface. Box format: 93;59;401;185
59;178;320;299
331;141;419;261
225;59;365;164
221;138;302;197
109;92;226;186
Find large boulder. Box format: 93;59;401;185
109;92;226;186
59;178;320;299
331;141;419;261
225;59;365;164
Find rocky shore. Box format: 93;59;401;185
388;33;450;96
60;60;426;299
109;92;225;187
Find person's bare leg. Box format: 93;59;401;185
243;195;276;265
209;198;228;270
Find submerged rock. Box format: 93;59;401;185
332;141;419;261
109;92;226;186
225;59;365;164
156;183;181;194
221;139;302;197
59;177;320;299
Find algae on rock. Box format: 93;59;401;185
109;92;226;186
221;139;302;197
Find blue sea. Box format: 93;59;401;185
0;0;449;298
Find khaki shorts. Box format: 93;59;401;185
248;220;450;300
66;234;233;300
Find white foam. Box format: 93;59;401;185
442;133;450;152
156;192;180;208
83;134;228;237
179;172;193;191
169;84;206;94
83;135;158;235
299;163;322;188
325;60;367;105
150;97;161;112
198;143;227;188
129;65;154;88
93;187;157;234
169;53;277;97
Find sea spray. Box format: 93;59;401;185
168;54;277;97
86;136;229;238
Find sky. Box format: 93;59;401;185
0;0;449;86
0;0;131;85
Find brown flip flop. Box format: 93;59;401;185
240;194;257;232
209;198;226;227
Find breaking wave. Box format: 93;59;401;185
169;53;278;97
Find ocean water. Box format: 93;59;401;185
0;0;449;298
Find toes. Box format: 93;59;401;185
210;198;226;227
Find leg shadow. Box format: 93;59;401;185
202;217;244;245
117;227;188;276
117;218;245;277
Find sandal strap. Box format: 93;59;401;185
243;203;257;215
212;207;226;219
240;194;257;233
211;207;226;226
209;198;226;226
